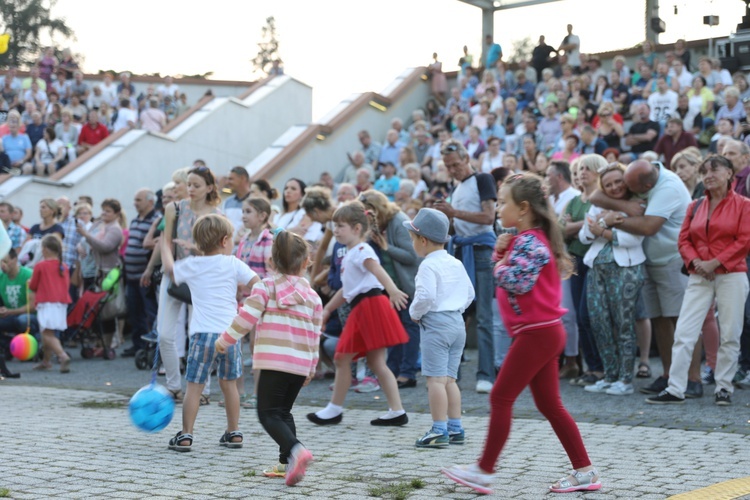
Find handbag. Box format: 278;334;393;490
166;201;192;304
99;267;127;320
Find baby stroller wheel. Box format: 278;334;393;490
134;349;149;370
81;347;95;359
104;348;116;360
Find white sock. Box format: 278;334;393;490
379;408;406;420
315;402;343;419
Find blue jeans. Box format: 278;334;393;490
569;259;602;373
0;313;39;340
475;246;496;383
387;297;421;380
492;295;511;370
126;279;158;350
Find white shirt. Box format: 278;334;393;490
38;138;64;164
648;90;679;122
412;179;428;199
552;185;580;216
98;82;118;106
409;249;474;320
157;84;180;98
173;254;256;334
341;243;383;302
113;107;138;132
274;208;323;242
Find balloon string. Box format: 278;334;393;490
150;341;161;386
25;281;30;334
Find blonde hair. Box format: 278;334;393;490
74;202;92;217
578;154;607;174
358;189;401;230
192;214;234;254
171;166;191;184
332;201;370;237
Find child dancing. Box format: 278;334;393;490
216;229;322;486
442;173;601;495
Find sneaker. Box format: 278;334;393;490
736;372;750;389
263;463;286;478
733;369;747;386
645;390;685;405
141;330;158;343
475;380;493;393
286;444;313;486
583;379;611;393
639;375;668;395
415;429;449;448
448;429;465;445
685;380;703;399
442;464;494;495
354;376;380;393
715;389;732;406
570;373;601;387
701;366;715;385
605;381;634;396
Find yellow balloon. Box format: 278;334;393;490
0;34;9;55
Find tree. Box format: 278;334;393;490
252;16;280;76
0;0;74;68
510;36;534;63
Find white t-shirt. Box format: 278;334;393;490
648;90;678;122
37;138;64;164
173;254;256;334
113;107;138;132
274;208;323;242
564;34;581;66
341;243;383;302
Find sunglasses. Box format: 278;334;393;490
444;143;459;152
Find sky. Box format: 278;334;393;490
46;0;745;120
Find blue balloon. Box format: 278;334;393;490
129;384;175;433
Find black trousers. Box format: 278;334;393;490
256;369;306;464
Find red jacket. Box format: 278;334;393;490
680;189;750;275
29;259;71;304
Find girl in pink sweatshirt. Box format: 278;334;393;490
216;229;322;487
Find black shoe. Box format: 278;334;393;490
685;380;703;399
397;379;417;389
306;412;343;426
715;389;732;406
370;412;408;426
639;375;669;395
645;390;685;405
121;347;138;358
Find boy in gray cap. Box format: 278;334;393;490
404;208;475;448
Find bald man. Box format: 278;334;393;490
590;159;691;396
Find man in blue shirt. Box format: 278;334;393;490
2;113;32;174
378;129;405;169
485;35;502;69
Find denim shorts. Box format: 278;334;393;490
185;332;242;383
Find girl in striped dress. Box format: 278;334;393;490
216;229;322;486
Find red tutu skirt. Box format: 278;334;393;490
336;294;408;360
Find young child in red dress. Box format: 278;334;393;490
307;201;410;427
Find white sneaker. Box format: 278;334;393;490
354;376;380;393
442;463;494;495
476;380;493;394
737;373;750;389
583;379;611;393
605;381;634;396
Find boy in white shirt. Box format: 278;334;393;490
405;208;475;448
167;214;259;453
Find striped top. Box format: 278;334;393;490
124;209;159;281
236;228;273;279
219;273;322;378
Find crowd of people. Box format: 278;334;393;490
0;54;192;176
3;29;750;494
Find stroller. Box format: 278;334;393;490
134;328;157;370
63;289;116;360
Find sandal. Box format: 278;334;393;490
637;362;651;379
33;362;52;371
199;395;210;406
219;430;243;449
550;469;601;493
168;431;193;452
240;395;257;409
263;463;286;478
168;389;184;404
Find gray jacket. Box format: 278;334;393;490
383;211;421;298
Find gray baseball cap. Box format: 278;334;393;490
402;208;450;244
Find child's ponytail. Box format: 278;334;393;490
40;234;65;277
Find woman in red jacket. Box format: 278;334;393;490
647;155;750;406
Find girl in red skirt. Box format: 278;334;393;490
442;173;601;495
307;201;410;427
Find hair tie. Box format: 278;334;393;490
364;209;374;217
271;227;284;239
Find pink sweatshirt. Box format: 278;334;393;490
219;273;322;377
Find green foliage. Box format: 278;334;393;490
252;16;280;76
0;488;9;497
510;36;534;63
0;0;75;68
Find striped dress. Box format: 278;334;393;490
219;273;322;377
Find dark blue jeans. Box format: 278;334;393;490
569;258;602;373
126;279;158;350
739;255;750;372
0;313;39;337
387;297;421;380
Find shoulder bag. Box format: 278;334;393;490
166;201;192;304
